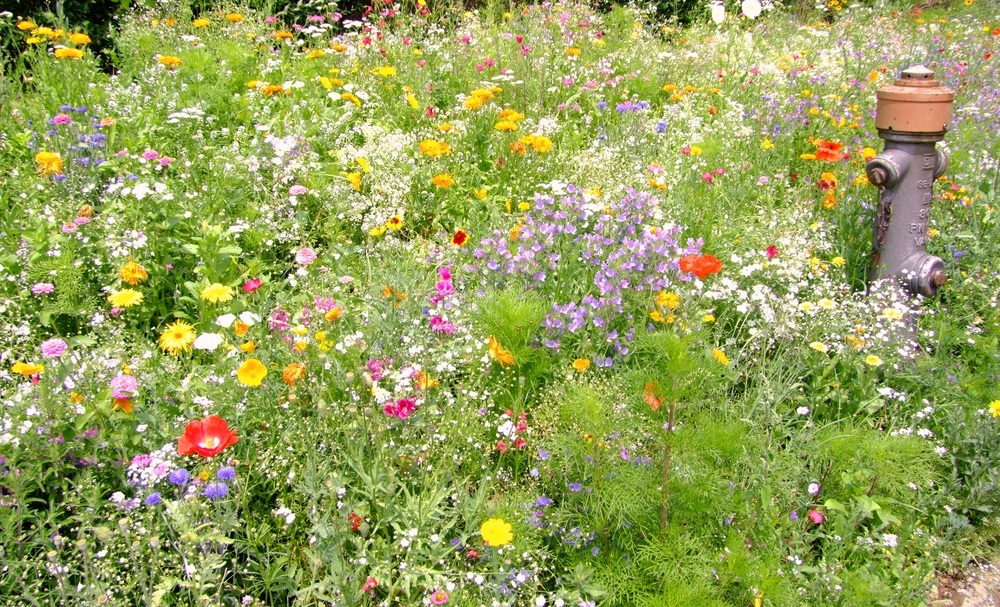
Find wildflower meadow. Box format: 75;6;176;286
1;0;999;605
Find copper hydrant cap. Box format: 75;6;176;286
875;65;955;133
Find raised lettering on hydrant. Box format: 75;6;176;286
867;65;954;298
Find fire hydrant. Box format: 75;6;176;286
866;65;954;298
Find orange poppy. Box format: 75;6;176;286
679;254;723;279
177;415;239;458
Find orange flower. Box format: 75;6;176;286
177;415;238;458
679;254;723;279
237;358;268;387
642;382;663;412
282;363;306;387
487;336;515;367
814;139;844;162
572;358;590;373
112;397;134;414
415;371;440;390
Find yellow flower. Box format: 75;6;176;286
529;135;553;153
566;47;582;56
689;146;702;156
861;147;877;161
799;302;815;312
26;36;45;44
882;307;904;321
356;157;371;173
989;400;1000;418
865;354;883;367
157;55;183;68
17;20;37;31
225;13;244;22
68;33;91;45
809;341;828;353
12;362;45;376
346;172;362;191
108;289;144;308
418;139;452;157
712;348;730;365
386;216;403;231
341;92;361;107
818;298;835;310
656;291;680;309
487;336;515;367
498;108;525;122
282;363;306;387
480;518;513;547
200;283;236;304
475;188;488;200
831;256;846;267
406;93;419;109
330;42;348;52
572;358;590;373
703;314;716;323
159;320;196;355
119;260;148;285
373;66;397;77
649;309;664;323
432;173;455;188
192;18;210;27
307;49;325;59
369;225;387;237
240;340;256;353
237;358;268;387
495;120;519;131
34;151;64;176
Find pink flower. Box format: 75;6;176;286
808;509;824;524
429;589;449;605
765;245;779;259
701;172;714;184
110;373;139;399
362;577;378;593
289;185;308;196
496;440;508;453
40;338;68;359
142;149;160;161
32;283;55;295
384;398;418;420
52;113;72;124
243;278;262;293
295;247;317;266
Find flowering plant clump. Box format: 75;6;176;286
2;1;1000;606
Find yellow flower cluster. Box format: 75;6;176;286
465;87;502;110
419;139;452;157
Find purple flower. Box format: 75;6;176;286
204;481;229;500
142;149;160;161
568;482;582;493
168;468;190;486
538;448;550;461
40;338;68;359
32;283;55;295
536;495;552;507
217;466;236;481
789;511;799;521
110;374;139;399
145;492;161;506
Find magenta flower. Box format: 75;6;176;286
110;374;139;399
142;149;160;161
243;278;262;293
40;338;68;359
808;509;824;524
32;283;55;295
383;398;418;420
295;247;318;266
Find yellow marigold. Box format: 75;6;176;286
192;18;210;27
237;358;268;387
498;108;525;122
240;340;256;353
530;135;553;153
488;336;515;367
656;291;680;309
119;260;148;285
12;362;45;376
330;42;348;52
712;348;730;365
262;84;287;96
418;139;452;157
274;30;293;40
26;36;45;45
159;320;196;355
17;21;37;31
307;49;325;59
157;55;182;68
54;48;83;60
282;363;306;387
200;283;236;304
566;47;581;56
108;289;144;308
225;13;244;22
324;307;342;322
831;256;846;267
68;33;91;45
34;151;64;176
432;173;455;188
480;518;513;547
495;120;518;132
33;26;55;37
572;358;590;373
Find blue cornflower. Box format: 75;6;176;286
168;468;190;486
217;466;236;481
145;492;162;506
204;481;229;500
536;495;552;507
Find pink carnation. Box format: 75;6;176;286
40;338;68;359
295;247;317;266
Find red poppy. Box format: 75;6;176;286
452;229;468;246
679;254;723;279
814;140;844;162
177;415;239;458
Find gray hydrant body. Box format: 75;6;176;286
866;65;954;298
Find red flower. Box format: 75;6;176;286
349;512;363;531
177;415;239;458
679;254;723;279
452;229;468;247
362;577;378;592
243;278;262;293
765;245;779;259
815;140;844;162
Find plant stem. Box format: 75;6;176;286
660;401;676;530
